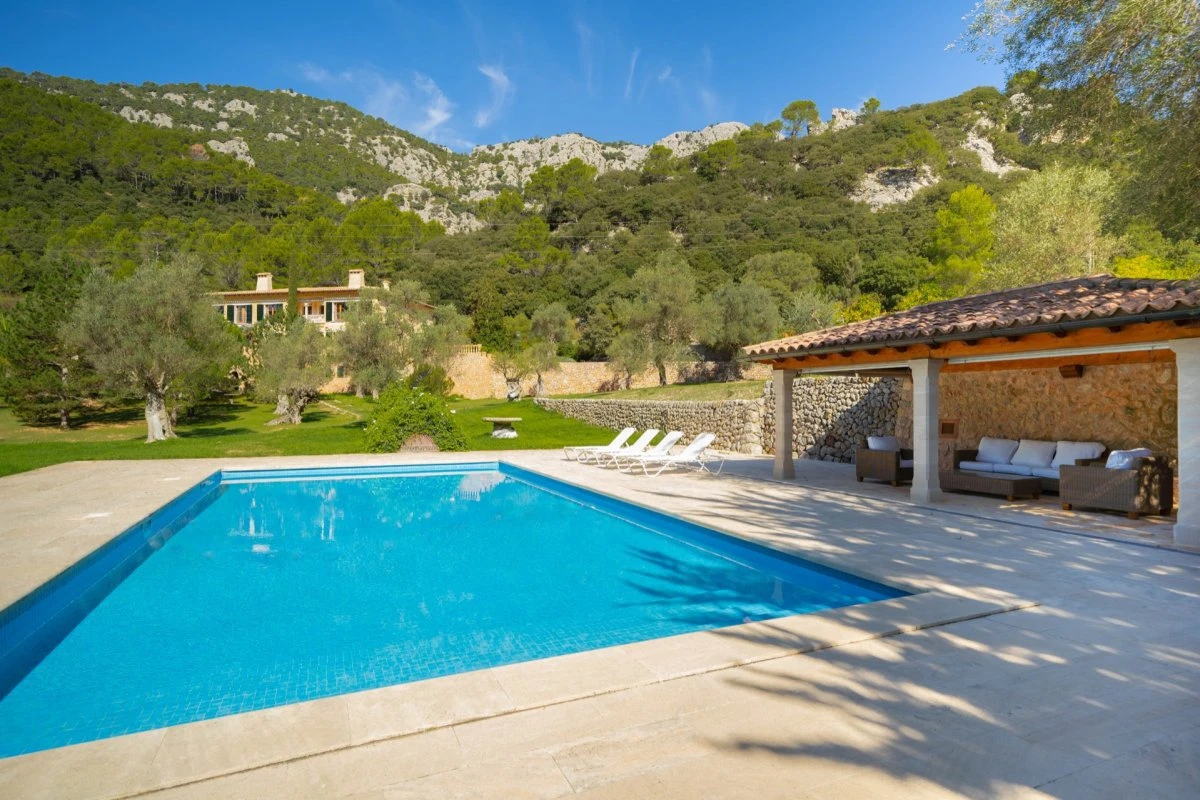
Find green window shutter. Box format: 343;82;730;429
256;304;264;322
226;305;235;322
325;301;333;322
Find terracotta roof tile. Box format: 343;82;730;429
744;275;1200;358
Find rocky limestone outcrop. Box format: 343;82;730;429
467;122;749;192
221;99;257;118
206;138;255;167
810;108;860;135
162;92;186;107
381;183;484;234
851;165;938;210
118;107;173;128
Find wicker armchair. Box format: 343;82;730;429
1060;456;1174;519
855;448;914;486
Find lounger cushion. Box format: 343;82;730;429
957;460;995;472
867;435;900;452
1011;439;1057;469
1105;448;1153;470
899;459;914;468
1052;440;1106;468
993;463;1034;476
976;437;1020;465
1031;466;1060;480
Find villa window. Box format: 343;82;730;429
233;305;253;325
262;303;284;319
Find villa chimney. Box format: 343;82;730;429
256;272;273;292
348;269;365;289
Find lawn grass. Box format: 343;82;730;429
560;380;766;402
0;395;616;477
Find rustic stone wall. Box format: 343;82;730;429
539;375;901;458
446;354;771;400
895;362;1178;470
763;376;903;462
535;398;765;454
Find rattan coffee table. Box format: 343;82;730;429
940;471;1042;501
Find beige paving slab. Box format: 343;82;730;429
381;751;574;800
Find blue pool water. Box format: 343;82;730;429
0;463;905;756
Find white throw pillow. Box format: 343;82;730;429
867;435;900;452
1105;448;1153;470
1052;440;1106;469
976;437;1020;465
1011;439;1057;468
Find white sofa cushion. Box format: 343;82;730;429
957;460;995;472
1052;440;1106;468
976;437;1020;464
993;463;1035;476
867;435;900;452
1011;439;1057;469
1031;466;1060;480
1105;448;1153;470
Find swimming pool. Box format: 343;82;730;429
0;462;905;756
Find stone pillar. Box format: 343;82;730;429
909;359;944;504
773;369;796;479
1172;340;1200;548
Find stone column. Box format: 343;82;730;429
773;369;796;479
909;358;944;504
1172;339;1200;548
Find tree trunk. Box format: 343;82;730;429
355;386;364;398
274;392;289;416
535;372;545;398
656;361;668;387
144;391;175;442
58;364;70;430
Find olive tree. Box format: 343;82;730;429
610;253;700;386
699;280;779;375
255;318;330;425
68;256;238;442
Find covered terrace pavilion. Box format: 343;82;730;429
744;275;1200;548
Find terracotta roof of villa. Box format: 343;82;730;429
745;275;1200;359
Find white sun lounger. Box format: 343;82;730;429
582;428;659;465
623;432;724;476
564;427;635;461
611;431;684;470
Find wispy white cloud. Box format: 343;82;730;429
299;62;333;83
624;48;640;101
575;20;595;94
657;66;673;82
475;64;514;128
412;73;454;137
699;87;720;118
292;61;476;149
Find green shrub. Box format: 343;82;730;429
364;384;468;452
405;364;455;397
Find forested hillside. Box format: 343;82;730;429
1;68;1196;367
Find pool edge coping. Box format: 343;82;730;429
0;455;1039;799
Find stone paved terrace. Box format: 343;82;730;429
1;451;1198;799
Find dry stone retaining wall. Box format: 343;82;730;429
538;375;901;458
447;353;770;400
535;398;765;454
763;376;903;461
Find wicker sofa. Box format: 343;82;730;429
1060;456;1174;519
953;438;1108;495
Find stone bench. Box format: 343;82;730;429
483;417;521;439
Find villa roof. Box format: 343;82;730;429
745;275;1200;359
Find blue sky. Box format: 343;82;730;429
0;1;1005;151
